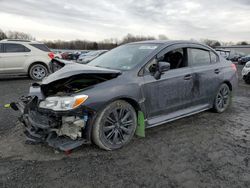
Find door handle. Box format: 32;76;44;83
214;69;220;74
24;54;29;56
184;74;192;80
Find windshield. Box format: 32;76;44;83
88;44;159;70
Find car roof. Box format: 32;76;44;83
0;39;44;45
129;40;202;45
128;40;214;51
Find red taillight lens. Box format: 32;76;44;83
231;63;237;71
48;52;54;59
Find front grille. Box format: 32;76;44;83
28;110;60;129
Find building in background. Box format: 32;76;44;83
216;45;250;57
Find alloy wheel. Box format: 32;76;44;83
215;84;230;112
102;107;134;145
32;65;47;80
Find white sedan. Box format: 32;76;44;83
242;61;250;84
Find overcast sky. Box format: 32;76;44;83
0;0;249;42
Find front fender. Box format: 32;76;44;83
79;78;144;113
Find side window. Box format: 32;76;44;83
5;43;30;53
188;48;210;66
146;48;187;73
30;44;50;52
210;51;219;63
0;44;3;53
146;58;158;73
161;48;186;70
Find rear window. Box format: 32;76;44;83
5;43;31;53
30;44;51;52
188;48;211;66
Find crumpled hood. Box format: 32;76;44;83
43;61;121;85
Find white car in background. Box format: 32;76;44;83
242;61;250;84
0;39;54;80
76;50;108;64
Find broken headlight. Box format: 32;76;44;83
39;95;88;111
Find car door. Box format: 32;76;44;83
1;43;30;73
142;44;195;120
187;45;220;106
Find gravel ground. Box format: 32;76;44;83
0;65;250;188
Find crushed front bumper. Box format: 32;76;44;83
11;96;94;151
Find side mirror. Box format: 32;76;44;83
158;61;171;72
154;61;171;80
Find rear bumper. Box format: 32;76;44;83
12;96;94;151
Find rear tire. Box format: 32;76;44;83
29;63;48;80
213;83;231;113
92;100;137;150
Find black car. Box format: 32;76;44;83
11;40;238;151
238;55;250;65
229;54;243;62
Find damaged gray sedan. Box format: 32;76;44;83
11;40;238;151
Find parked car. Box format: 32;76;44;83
242;61;250;84
0;39;54;80
11;40;237;151
68;52;80;61
61;52;69;59
61;51;81;61
53;52;62;59
76;50;107;64
229;54;243;62
238;55;250;65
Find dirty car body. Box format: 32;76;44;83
12;40;238;151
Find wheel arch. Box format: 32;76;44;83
100;96;143;115
86;96;143;142
28;61;49;73
223;80;232;91
118;97;142;113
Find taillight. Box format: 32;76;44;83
48;52;54;59
231;63;237;71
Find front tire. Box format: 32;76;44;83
213;83;231;113
29;64;48;80
92;100;137;150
